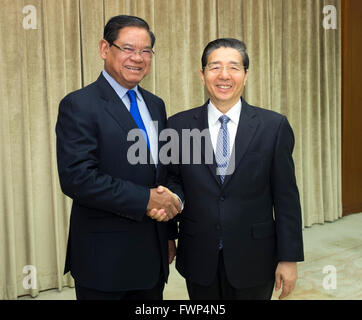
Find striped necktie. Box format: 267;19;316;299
215;115;230;184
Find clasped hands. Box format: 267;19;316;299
146;186;181;222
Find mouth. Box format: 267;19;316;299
216;84;232;92
125;66;143;72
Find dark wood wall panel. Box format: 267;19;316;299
342;0;362;215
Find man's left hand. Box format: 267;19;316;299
274;261;298;299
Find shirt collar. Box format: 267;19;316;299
102;69;140;101
208;99;242;126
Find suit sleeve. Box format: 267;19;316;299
55;95;149;222
164;116;185;231
271;116;304;262
164;116;184;203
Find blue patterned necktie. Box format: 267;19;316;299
215;115;230;184
216;115;230;250
127;90;150;150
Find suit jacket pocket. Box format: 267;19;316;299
252;220;275;239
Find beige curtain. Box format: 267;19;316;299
0;0;341;299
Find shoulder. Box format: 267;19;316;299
58;80;102;122
245;103;295;144
247;103;285;122
245;102;290;129
60;80;100;107
139;86;165;105
167;105;204;126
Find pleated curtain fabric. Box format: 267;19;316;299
0;0;341;299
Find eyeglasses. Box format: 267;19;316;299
205;63;246;73
110;43;154;59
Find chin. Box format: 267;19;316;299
126;75;144;84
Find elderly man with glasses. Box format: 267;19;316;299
56;15;180;300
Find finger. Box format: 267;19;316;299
274;274;281;292
156;209;168;221
279;284;291;300
156;185;165;193
171;195;182;214
161;186;172;194
279;278;295;299
172;195;182;213
159;209;171;222
156;215;169;222
281;280;295;299
147;208;158;217
166;204;179;219
149;208;166;221
160;214;170;222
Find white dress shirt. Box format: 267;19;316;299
208;100;242;155
102;69;158;165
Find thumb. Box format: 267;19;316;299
147;208;158;217
157;186;165;193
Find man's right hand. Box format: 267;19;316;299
146;186;181;222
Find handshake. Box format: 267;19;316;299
146;186;182;222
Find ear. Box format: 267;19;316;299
99;39;109;60
200;69;206;86
243;69;249;85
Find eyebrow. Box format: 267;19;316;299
121;42;152;49
208;61;242;65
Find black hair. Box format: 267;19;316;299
103;15;155;47
201;38;249;71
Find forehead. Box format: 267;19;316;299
207;47;242;64
116;26;151;45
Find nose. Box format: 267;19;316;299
218;66;231;79
130;51;144;62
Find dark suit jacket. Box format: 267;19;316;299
166;98;304;289
56;73;170;292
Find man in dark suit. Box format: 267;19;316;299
56;15;180;300
163;38;304;300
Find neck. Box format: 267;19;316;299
103;67;135;90
210;98;240;114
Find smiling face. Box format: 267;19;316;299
100;26;152;89
200;47;248;113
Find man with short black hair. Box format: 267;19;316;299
164;38;304;300
56;15;180;300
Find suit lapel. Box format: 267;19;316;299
138;86;163;130
192;99;259;188
192;102;221;186
138;86;163;175
96;74;139;135
96;74;156;168
222;100;259;188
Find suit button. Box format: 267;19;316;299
220;196;225;201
